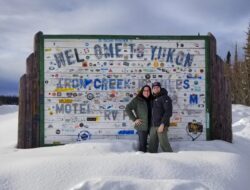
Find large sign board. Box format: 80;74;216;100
40;35;210;145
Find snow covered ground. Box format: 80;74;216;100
0;104;250;190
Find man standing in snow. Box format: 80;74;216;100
149;82;173;153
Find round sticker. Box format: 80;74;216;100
87;93;94;100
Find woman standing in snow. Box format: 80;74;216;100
125;85;152;152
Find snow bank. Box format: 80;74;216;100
0;105;18;115
0;104;250;190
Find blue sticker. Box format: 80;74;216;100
183;79;190;89
77;130;91;141
189;94;198;104
118;130;135;135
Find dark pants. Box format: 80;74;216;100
137;130;149;152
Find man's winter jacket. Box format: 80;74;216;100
152;88;172;127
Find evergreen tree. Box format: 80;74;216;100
230;23;250;106
243;23;250;105
240;59;249;105
232;44;242;104
229;44;238;103
230;43;248;104
226;51;231;65
234;43;238;64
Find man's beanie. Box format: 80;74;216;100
152;82;161;88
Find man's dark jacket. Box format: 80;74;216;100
152;88;172;127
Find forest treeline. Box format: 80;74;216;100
224;24;250;106
0;95;18;105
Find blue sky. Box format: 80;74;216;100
0;0;249;95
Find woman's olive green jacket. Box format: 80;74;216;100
125;96;149;131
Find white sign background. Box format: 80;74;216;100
42;37;208;144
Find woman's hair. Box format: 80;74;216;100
137;85;153;99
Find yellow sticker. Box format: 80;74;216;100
59;99;73;103
170;122;178;127
55;88;75;92
45;48;52;52
153;58;159;68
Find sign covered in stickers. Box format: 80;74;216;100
42;36;210;145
